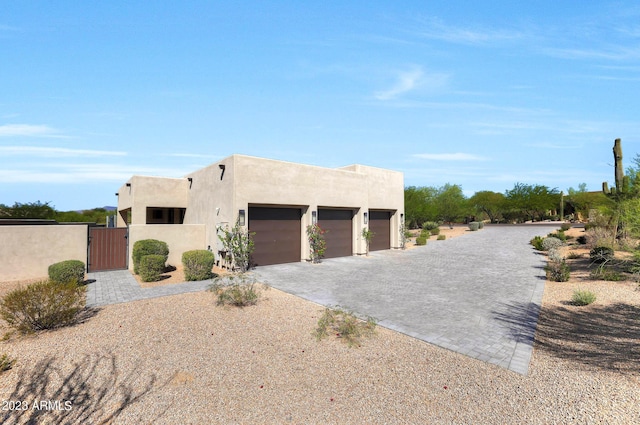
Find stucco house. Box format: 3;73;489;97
116;154;404;269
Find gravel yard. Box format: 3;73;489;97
0;225;638;424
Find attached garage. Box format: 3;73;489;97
369;210;391;251
318;208;354;259
248;206;301;266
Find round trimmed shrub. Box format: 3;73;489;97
429;227;441;236
477;221;484;229
182;250;215;281
139;254;166;282
541;236;564;251
437;234;446;241
468;222;480;231
132;239;169;274
415;235;428;246
48;260;85;285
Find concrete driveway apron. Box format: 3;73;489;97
253;224;559;375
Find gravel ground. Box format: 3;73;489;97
0;226;638;424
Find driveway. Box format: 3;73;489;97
252;224;558;375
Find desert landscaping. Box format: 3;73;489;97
0;224;638;424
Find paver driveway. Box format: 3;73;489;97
252;224;559;375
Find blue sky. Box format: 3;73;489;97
1;1;639;211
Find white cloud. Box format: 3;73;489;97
413;153;488;161
414;18;523;45
375;67;448;100
0;146;126;157
0;124;64;138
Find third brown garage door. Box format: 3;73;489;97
318;209;354;258
248;207;301;266
369;210;391;251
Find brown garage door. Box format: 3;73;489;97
369;210;391;251
248;207;301;266
318;209;354;259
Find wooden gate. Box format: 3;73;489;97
88;227;128;272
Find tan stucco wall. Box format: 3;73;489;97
117;176;189;226
0;225;88;281
127;224;206;270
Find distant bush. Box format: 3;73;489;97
429;227;441;236
468;222;480;231
477;221;484;229
0;280;86;333
530;236;544;251
589;246;614;264
314;307;376;348
132;239;169;274
566;251;582;259
182;250;215;281
48;260;85;285
209;274;264;307
0;353;15;373
547;248;564;263
545;260;570;282
542;236;564;251
548;230;568;242
560;223;572;232
437;235;446;241
422;222;440;231
572;289;596;306
139;255;165;282
415;235;428;246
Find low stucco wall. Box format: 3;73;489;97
127;224;206;270
0;225;88;282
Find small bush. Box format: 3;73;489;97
139;254;166;282
429;227;441;236
572;289;596;306
0;353;15;373
542;236;564;251
314;307;376;348
415;236;428;246
132;239;169;274
560;223;572;232
576;235;587;245
437;235;446;241
548;248;564;263
422;221;440;231
48;260;85;285
590;246;614;264
530;236;544;251
566;251;583;259
477;221;484;229
182;250;215;281
419;229;430;238
209;274;264;307
0;280;86;333
545;260;570;282
589;267;625;281
468;222;480;231
548;230;568;242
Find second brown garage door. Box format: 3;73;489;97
318;208;354;259
369;210;391;251
249;207;301;266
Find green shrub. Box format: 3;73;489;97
132;239;169;274
209;274;264;307
48;260;85;285
139;254;165;282
415;235;428;246
429;227;441;236
314;307;376;348
589;267;625;281
419;229;430;238
542;236;564;251
572;289;596;306
545;260;570;282
530;236;544;250
478;221;484;229
590;246;614;264
437;235;446;240
0;280;86;333
422;221;440;231
560;223;572;232
468;222;480;231
0;353;15;373
182;250;215;281
548;230;568;242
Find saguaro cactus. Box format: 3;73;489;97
603;138;630;198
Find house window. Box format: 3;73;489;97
146;207;186;224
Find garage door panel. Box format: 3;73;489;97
249;207;301;266
318;209;353;259
369;210;391;251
